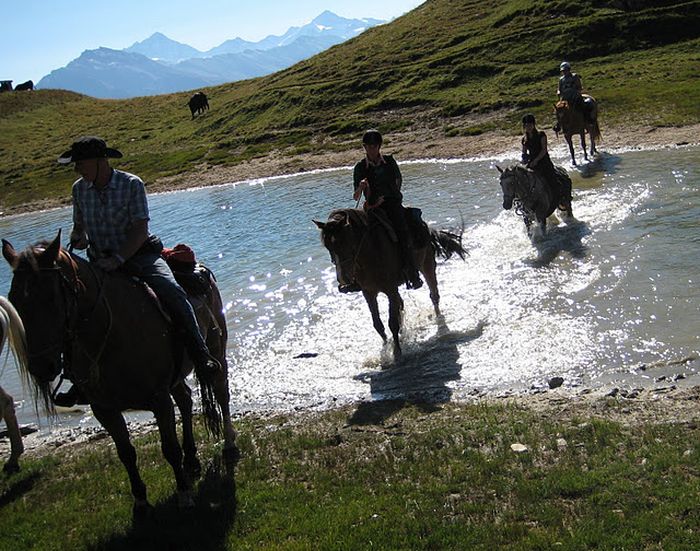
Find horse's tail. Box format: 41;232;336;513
590;119;602;142
195;372;223;438
430;228;468;261
0;297;52;414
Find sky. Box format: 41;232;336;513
2;0;425;85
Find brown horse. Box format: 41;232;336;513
0;296;28;474
497;164;574;237
314;208;466;359
555;95;601;165
2;232;236;520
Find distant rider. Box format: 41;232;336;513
345;129;422;293
556;61;593;129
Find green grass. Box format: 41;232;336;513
1;400;698;550
1;0;700;210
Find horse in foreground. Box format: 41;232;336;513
0;296;28;474
315;208;466;359
497;164;574;237
2;233;237;520
555;96;601;165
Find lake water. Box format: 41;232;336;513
1;144;698;434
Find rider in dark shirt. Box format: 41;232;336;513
343;129;422;292
521;114;561;197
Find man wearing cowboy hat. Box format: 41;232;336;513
54;136;221;406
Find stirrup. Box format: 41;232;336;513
338;282;362;293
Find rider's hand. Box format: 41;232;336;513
96;256;123;272
353;178;369;201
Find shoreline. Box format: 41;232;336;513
8;382;699;461
3;123;699;217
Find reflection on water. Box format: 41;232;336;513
0;146;698;432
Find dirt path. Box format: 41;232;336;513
151;123;700;194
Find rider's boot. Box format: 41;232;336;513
54;384;89;407
338;282;362;293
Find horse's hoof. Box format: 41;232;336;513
132;501;155;525
2;462;20;475
178;490;195;509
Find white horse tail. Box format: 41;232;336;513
0;296;29;387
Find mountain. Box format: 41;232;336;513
177;35;342;83
124;32;204;63
37;48;210;99
36;11;385;98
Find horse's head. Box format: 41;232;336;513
313;209;364;286
497;165;517;210
2;231;75;385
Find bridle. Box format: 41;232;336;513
12;250;112;385
328;215;372;284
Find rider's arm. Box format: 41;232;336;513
521;137;530;164
117;219;149;262
530;133;549;166
70;191;88;249
353;163;367;201
575;74;583;92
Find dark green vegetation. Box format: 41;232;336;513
1;0;699;209
1;400;698;549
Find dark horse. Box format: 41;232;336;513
555;96;601;165
497;164;574;237
314;208;466;359
2;232;237;520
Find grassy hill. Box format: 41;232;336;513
1;0;699;210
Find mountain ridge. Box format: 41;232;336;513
36;11;386;98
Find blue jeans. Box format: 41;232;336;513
123;252;209;357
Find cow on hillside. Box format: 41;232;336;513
188;92;209;119
14;80;33;91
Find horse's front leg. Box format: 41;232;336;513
580;133;588;161
1;387;23;474
363;290;387;342
91;405;152;521
387;289;403;359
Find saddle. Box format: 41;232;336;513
162;243;215;297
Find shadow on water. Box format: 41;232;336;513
90;453;238;551
528;219;592;268
570;152;623;185
348;320;485;426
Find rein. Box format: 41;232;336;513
62;254;113;385
334;215;374;283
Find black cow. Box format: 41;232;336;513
14;80;33;91
188;92;209;119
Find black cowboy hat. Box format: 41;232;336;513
57;136;123;164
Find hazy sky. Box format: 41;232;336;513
2;1;425;85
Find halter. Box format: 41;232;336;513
13;249;112;387
328;212;373;284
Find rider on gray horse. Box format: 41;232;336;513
521;114;571;206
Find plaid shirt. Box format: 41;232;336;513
72;169;149;257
